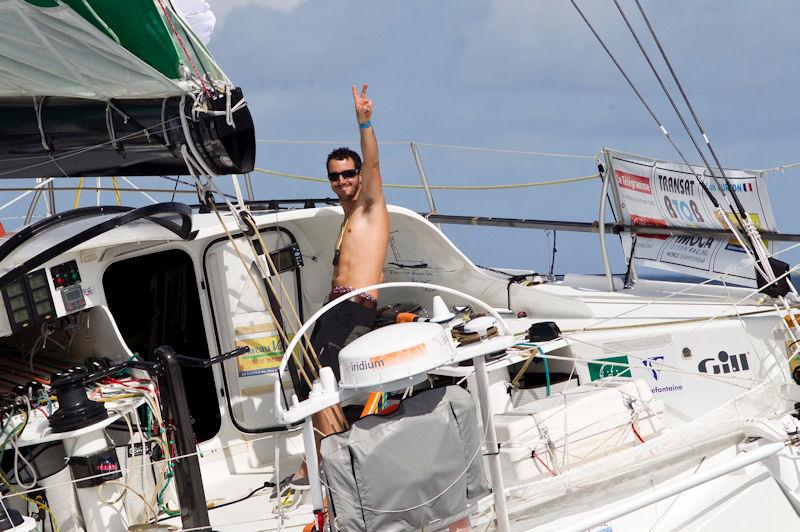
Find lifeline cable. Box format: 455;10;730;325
254;166;599;190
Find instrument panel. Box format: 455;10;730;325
2;269;55;331
1;259;86;332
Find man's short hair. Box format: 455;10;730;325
326;147;361;172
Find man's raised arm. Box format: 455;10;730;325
352;83;383;205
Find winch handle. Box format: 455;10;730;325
273;281;511;422
174;346;251;369
49;346;252;389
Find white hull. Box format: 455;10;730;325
1;204;798;531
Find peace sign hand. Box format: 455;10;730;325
352;83;373;124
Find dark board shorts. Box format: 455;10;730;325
291;299;376;400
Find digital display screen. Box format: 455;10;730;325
28;274;46;290
65;287;84;303
35;300;53;316
32;287;49;303
3;268;55;331
5;282;23;298
269;244;302;274
275;249;292;272
13;308;30;323
9;295;26;311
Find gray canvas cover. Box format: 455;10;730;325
320;386;489;531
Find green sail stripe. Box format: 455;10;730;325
23;0;224;84
60;0;181;79
24;1;59;7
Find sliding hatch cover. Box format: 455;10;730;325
203;226;305;433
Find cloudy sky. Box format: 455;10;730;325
209;0;800;275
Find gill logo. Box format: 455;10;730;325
697;351;749;374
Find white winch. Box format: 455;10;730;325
338;322;456;392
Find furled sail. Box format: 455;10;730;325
0;0;254;178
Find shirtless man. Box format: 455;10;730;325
290;83;389;487
310;82;389;402
329;83;390;302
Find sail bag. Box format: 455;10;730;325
320;385;489;531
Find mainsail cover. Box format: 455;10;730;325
604;149;777;287
0;0;254;178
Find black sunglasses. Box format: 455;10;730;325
327;168;359;181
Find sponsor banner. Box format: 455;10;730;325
607;150;777;286
601;334;684;396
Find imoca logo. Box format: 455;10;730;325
698;351;749;374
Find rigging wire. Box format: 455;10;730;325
155;0;211;97
255;139;597;160
576;240;800;332
568;1;713;202
177;128;321;388
0;354;789;529
254;139;800;175
568;0;769;282
607;0;766;276
626;3;800;355
604;0;800;347
166;0;216;89
629;0;748;220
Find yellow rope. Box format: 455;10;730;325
253;167;599;190
111;176;122;206
73;177;84;209
0;470;60;532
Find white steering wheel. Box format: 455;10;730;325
273;281;512;422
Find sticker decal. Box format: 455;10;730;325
601;335;684;395
641;355;683;394
697;351;749;374
588;356;631;381
236;335;283;376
